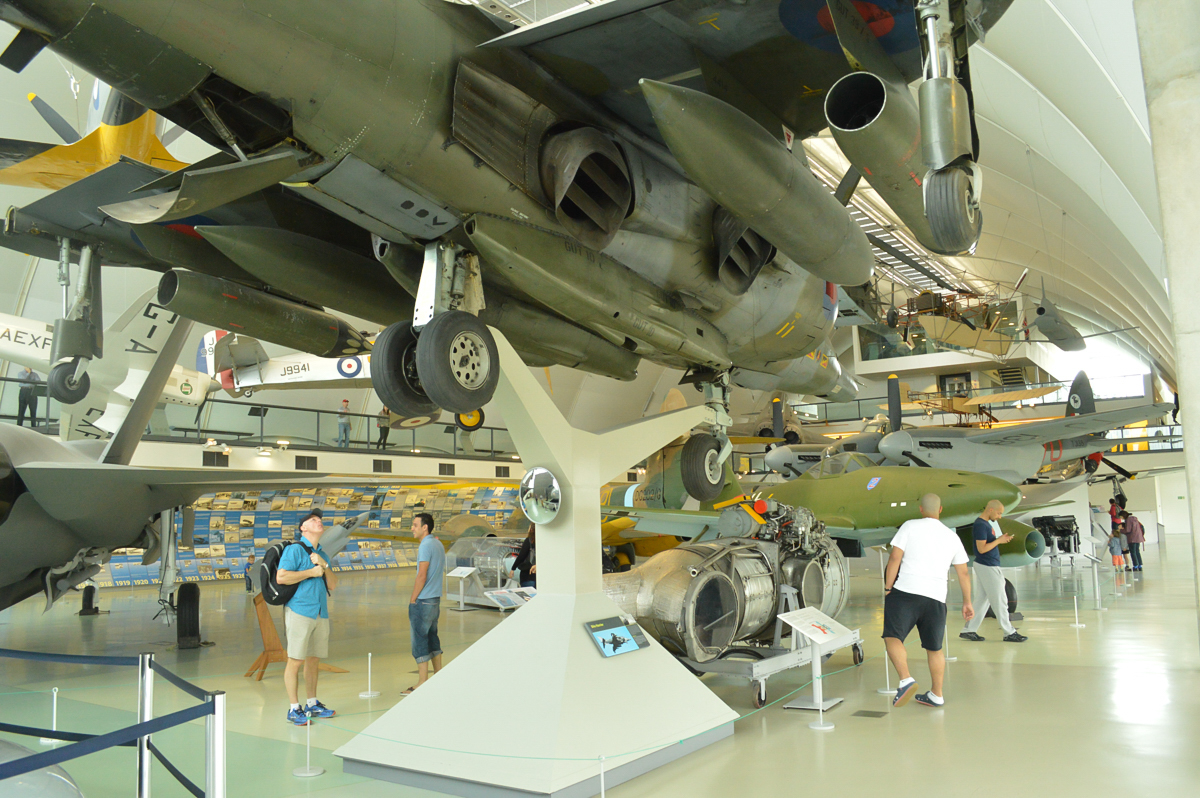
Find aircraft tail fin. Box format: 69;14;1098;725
1065;371;1095;417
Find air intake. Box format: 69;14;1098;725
712;206;775;295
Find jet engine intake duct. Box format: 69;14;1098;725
540;127;632;251
825;72;965;255
157;270;370;358
957;519;1047;568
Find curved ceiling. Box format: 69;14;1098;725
961;0;1172;382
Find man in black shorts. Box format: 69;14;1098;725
883;493;974;708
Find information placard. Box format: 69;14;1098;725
584;616;650;658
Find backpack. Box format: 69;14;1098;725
260;540;326;606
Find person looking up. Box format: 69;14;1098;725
276;511;337;724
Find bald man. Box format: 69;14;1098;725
959;500;1027;644
883;493;973;708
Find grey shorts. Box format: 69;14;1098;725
285;607;330;660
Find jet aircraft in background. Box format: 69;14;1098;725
0;0;1015;499
766;373;1171;483
1025;280;1138;353
0;289;214;440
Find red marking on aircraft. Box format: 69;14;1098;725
817;2;895;37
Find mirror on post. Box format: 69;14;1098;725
519;467;561;524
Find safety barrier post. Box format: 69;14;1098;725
136;653;154;797
206;691;227;798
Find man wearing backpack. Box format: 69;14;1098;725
277;511;338;725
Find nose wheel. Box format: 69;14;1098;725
925;166;982;254
48;359;91;404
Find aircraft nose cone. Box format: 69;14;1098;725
878;431;914;464
764;446;793;473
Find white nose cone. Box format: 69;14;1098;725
878;430;916;465
765;446;796;474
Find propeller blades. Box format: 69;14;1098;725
901;450;933;468
28;93;80;144
1102;456;1136;480
887;374;902;436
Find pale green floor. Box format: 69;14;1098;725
2;540;1198;798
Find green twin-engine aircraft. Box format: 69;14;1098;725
0;0;1010;500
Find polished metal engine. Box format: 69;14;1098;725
603;499;848;662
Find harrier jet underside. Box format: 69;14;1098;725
0;0;1011;498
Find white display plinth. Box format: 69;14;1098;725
335;329;739;796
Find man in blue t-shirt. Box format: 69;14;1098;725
403;512;444;695
277;510;338;724
959;500;1027;643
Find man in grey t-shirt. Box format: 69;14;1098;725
404;512;444;695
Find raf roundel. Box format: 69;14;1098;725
866;477;881;491
338;356;363;378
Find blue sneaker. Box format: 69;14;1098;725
286;708;310;726
306;700;335;719
893;681;917;707
914;692;944;707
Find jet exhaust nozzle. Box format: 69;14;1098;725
825;72;975;256
157;270;371;358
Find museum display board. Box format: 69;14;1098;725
91;485;522;588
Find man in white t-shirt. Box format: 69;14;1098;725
882;493;973;709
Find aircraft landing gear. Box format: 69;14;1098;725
47;239;103;404
916;0;983;255
679;372;735;502
372;241;494;420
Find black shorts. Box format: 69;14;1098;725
882;589;947;651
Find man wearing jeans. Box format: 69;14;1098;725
1121;511;1146;571
959;500;1028;644
404;512;444;695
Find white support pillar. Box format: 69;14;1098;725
1135;0;1200;647
336;329;739;797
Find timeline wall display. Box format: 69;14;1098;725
91;484;523;588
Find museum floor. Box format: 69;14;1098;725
3;539;1199;798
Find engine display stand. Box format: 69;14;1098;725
336;329;739;797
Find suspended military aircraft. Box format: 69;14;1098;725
0;289;215;440
1025;279;1138;353
765;372;1171;483
0;0;1014;499
196;330;459;431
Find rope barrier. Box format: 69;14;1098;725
148;740;205;798
0;648;138;667
0;703;212;781
151;661;211;702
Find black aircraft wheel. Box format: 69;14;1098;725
48;361;90;404
886;307;899;328
455;409;485;432
984;579;1018;618
176;583;201;650
926;167;983;255
680;433;724;502
416;311;499;415
372;321;440;418
852;642;865;666
753;681;767;709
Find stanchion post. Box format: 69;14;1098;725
206;691;227;798
599;755;606;798
360;652;380;699
1070;595;1086;628
40;687;60;746
137;653;154;797
876;548;893;695
1091;559;1105;611
944;620;957;663
293;710;325;778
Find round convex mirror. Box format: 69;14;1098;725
519;467;561;524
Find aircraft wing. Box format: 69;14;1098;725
959;386;1059;407
482;0;930;144
965;404;1173;446
15;463;441;523
603;506;897;548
